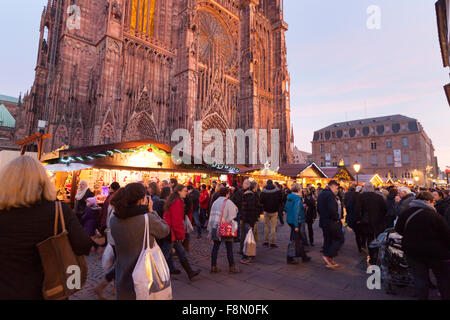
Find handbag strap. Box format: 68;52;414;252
53;201;66;236
219;199;228;223
142;214;150;250
404;209;423;232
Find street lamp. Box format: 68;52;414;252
353;161;361;185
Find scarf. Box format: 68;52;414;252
75;187;88;200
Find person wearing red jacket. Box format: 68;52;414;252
162;184;201;280
199;184;210;231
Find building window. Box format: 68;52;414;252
344;156;350;166
320;144;324;153
332;131;336;139
386;139;392;149
332;161;338;167
403;153;410;164
331;143;336;152
386;154;393;166
371;142;377;150
344;143;349;151
371;155;378;166
357;142;362;150
321;161;325;167
402;137;409;147
358;155;363;164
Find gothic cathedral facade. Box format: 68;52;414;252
19;0;293;164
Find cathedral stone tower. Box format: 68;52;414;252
20;0;293;164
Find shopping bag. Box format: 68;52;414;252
37;201;87;300
101;243;115;271
132;214;172;300
287;240;296;258
184;215;194;234
243;229;256;257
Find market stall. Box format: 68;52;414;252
320;166;355;187
237;164;293;187
293;163;329;188
42;139;236;206
357;174;385;187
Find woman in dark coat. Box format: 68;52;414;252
110;183;170;300
360;184;388;264
347;186;366;254
0;156;93;300
303;188;317;246
385;187;398;228
395;192;450;300
240;182;261;264
433;190;450;217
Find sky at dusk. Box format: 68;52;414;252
0;0;449;169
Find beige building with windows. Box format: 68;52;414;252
311;115;438;186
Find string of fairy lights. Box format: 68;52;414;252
57;144;240;174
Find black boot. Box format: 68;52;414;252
180;259;201;280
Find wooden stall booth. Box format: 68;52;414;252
42;140;230;207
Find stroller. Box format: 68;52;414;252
369;228;414;295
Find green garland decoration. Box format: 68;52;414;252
58;144;240;174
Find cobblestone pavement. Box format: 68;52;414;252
71;218;440;300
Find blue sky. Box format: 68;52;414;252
0;0;449;169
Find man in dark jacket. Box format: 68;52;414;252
230;182;243;242
275;182;285;226
317;180;344;268
393;187;415;216
260;180;282;248
240;180;261;264
360;183;388;264
395;192;450;300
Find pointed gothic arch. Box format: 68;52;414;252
71;122;84;147
53;125;69;149
124;111;158;141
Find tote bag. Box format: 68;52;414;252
184;215;194;234
36;201;87;300
243;229;257;257
132;214;172;300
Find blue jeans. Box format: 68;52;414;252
161;239;188;272
200;209;208;228
192;209;202;236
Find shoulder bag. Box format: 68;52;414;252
37;201;88;300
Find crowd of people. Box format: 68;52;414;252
0;155;448;300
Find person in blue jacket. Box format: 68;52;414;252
284;184;312;265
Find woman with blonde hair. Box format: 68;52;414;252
0;156;92;300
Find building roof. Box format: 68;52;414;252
278;164;310;177
313;115;422;141
0;104;16;128
317;115;417;131
320;166;355;181
0;94;19;104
